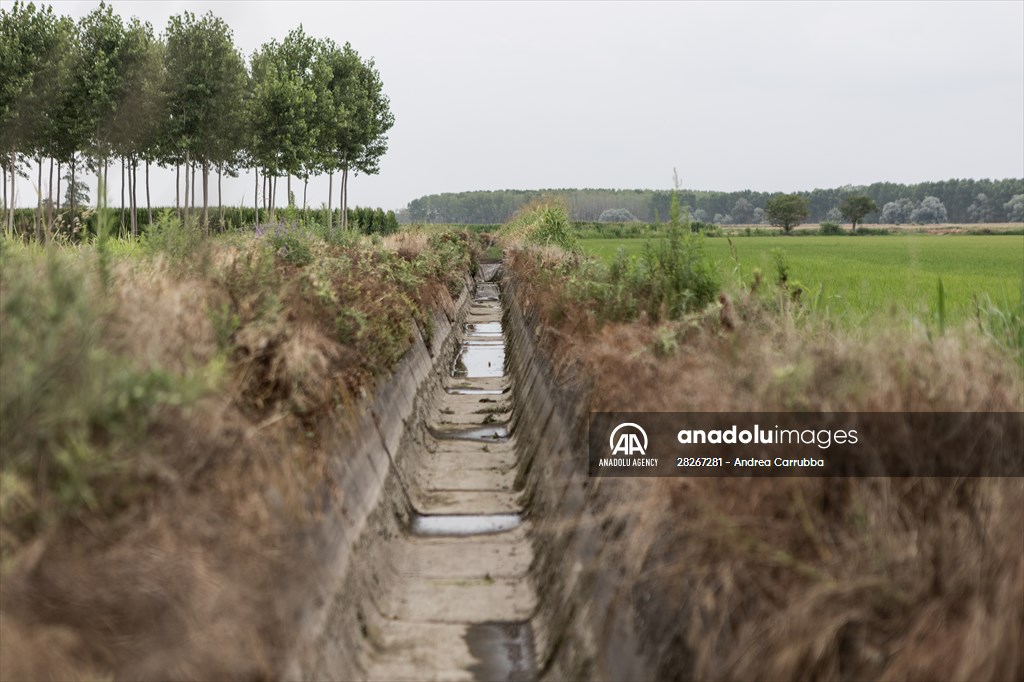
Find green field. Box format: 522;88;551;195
582;235;1024;324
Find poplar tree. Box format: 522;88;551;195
164;11;246;230
249;37;309;221
78;2;128;215
0;1;64;232
321;42;393;230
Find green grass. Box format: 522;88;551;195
582;235;1024;325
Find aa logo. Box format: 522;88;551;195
609;422;648;456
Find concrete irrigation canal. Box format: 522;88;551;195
366;268;535;681
289;263;648;681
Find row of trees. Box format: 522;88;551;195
760;194;873;232
758;193;1015;233
1;1;394;239
404;179;1024;225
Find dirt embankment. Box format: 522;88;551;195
0;231;480;680
503;245;1024;682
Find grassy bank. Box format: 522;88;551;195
0;221;481;678
504;209;1024;681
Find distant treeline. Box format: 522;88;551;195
403;179;1024;225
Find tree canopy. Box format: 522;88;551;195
840;195;877;232
764;194;809;233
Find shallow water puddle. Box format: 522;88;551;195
452;342;505;378
411;513;521;536
466;621;536;681
433;424;509;441
445;387;506;395
465;322;503;336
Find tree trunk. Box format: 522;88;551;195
128;157;135;236
342;169;350;231
217;165;223;230
341;165;349;231
287;174;291;208
127;157;134;238
70;158;76;232
120;156;125;235
9;153;16;234
56;160;61;214
131;157;138;238
46;156;53;241
183;150;190;228
202;158;209;232
302;177;308;220
129;159;135;234
191;161;196;211
175;163;180;218
254;167;260;230
146;159;152;226
327;170;333;230
35;157;42;241
270;172;277;222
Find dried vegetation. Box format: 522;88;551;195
507;244;1023;682
0;223;479;679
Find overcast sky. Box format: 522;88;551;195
13;0;1024;211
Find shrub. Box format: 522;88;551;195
266;227;314;266
501;199;579;251
819;221;843;235
630;227;720;319
533;203;577;249
529;226;721;325
142;210;206;262
771;247;790;285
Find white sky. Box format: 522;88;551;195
10;0;1024;211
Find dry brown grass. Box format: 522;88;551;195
106;259;220;375
381;229;430;260
508;245;1024;681
0;230;481;680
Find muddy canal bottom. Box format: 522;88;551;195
367;272;537;681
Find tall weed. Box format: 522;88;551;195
501;199;579;251
143;210;207;263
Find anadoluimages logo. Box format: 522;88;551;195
609;422;648;456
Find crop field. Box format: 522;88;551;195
582;234;1024;324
